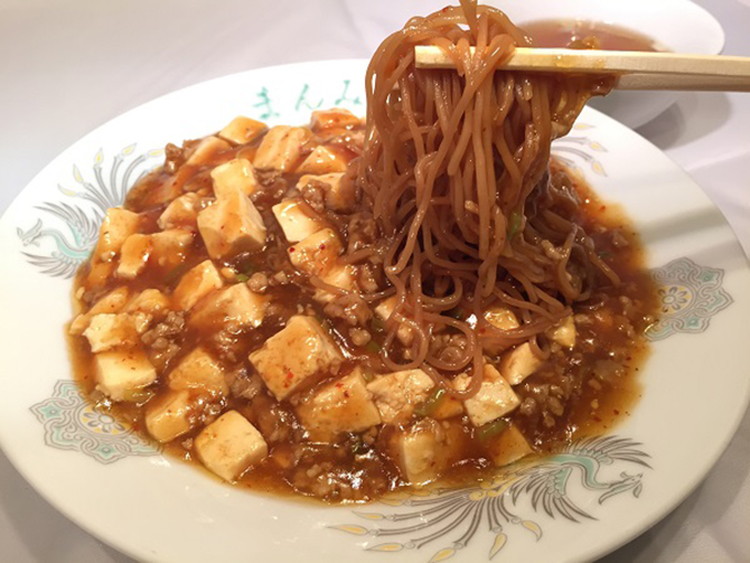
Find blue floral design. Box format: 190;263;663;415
30;380;159;464
648;257;733;340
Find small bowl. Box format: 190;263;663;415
499;0;725;129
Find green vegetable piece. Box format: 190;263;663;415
365;340;382;354
414;387;446;417
236;273;249;282
508;211;522;238
476;418;508;441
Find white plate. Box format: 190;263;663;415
0;60;748;563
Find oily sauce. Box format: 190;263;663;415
522;19;666;52
68;123;658;503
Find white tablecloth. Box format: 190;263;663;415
0;1;748;561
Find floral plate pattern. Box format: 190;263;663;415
0;60;748;563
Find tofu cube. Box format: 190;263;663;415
157;193;199;230
168;347;228;397
484;306;520;330
83;313;142;353
149;229;195;271
288;228;342;277
253;125;311;172
484;424;534;467
248;315;342;401
483;305;521;354
94;208;141;261
210;158;259;198
296;172;355;212
172;260;224;311
189;283;268;331
374;296;414;346
550;316;576;348
194;410;268;482
392;419;464;485
366;369;434;424
271;198;326;243
125;288;171;317
144;390;195;443
218;116;266;145
295;368;381;442
499;342;543;385
116;233;151;279
310;108;361;131
185;136;231;166
312;264;357;304
455;364;520;426
94;348;157;401
197;190;266;259
70;287;130;335
296;146;348;175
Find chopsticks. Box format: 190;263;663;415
414;46;750;92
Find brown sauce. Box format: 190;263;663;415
522;19;666;52
67;113;658;503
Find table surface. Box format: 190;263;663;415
1;1;748;561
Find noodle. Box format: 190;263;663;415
357;0;613;398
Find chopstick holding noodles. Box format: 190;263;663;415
414;46;750;92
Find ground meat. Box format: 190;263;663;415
323;293;372;326
349;327;372;346
230;372;264;401
163;143;186;174
247;272;269;293
299;181;327;213
141;311;185;369
357;263;380;293
346;212;377;253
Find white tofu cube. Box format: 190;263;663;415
218;116;266;145
210;158;259;198
310;108;361;131
149;229;195;271
288;228;342;277
550;316;576;348
144;390;195;443
295;368;381;442
172;260;224;311
125;288;171;317
296;172;355;212
374;296;414;346
271;198;326;243
296;146;348;175
116;233;151;279
197;190;266;259
455;364;520;426
83;313;142;353
366;369;434;424
194;410;268;482
94;348;157;401
70;287;130;335
157;193;199;230
312;264;357;304
484;306;520;330
484;424;533;467
499;342;543;385
185;136;231;166
253;125;311;172
392;419;463;485
94;208;141;261
189;282;268;330
168;347;228;397
248;315;342;401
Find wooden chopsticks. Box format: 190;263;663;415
414;46;750;92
